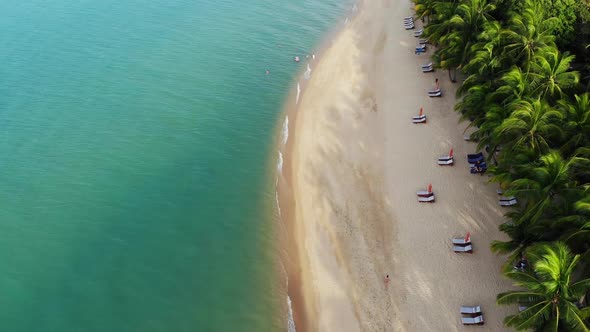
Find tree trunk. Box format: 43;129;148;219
448;67;457;83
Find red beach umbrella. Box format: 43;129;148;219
427;183;432;193
449;148;454;157
465;232;471;242
419;107;424;116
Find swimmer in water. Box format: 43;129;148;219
265;69;270;75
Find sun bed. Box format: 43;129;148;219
428;89;441;97
499;198;518;206
438;149;454;165
418;38;428;44
412;114;426;123
404;16;413;20
405;23;415;30
460;306;482;314
438;157;453;165
416;190;434;197
467;152;483;159
418;195;435;203
499;196;516;201
453;244;473;253
421;66;434;73
496;188;503;195
518;305;527;312
452;232;471;245
463;134;472;141
467;152;484;164
461;315;484;325
413;29;423;37
468;160;484;167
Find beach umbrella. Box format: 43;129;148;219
419;107;424;116
427;183;432;193
465;232;471;242
449;148;454;157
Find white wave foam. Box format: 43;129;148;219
277;151;283;173
304;64;312;80
287;295;296;332
275;190;281;217
282;116;289;146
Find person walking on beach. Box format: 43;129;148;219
435;78;439;90
384;274;390;289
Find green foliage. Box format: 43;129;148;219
497;242;590;331
415;0;590;328
508;0;577;46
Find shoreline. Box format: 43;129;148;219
278;0;514;330
275;3;364;331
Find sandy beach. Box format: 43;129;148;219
284;0;516;330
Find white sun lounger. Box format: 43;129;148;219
404;16;413;20
412;114;426;123
422;66;434;73
418;195;435;203
460;306;482;314
418;38;428;44
413;29;423;37
453;244;473;253
428;89;442;97
416;190;433;197
438;156;453;165
500;199;518;206
421;62;433;68
497;189;503;195
500;196;516;201
405;24;415;30
452;237;470;245
461;315;484;325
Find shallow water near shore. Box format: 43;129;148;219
0;0;350;330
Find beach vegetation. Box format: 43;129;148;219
416;0;590;328
496;242;590;331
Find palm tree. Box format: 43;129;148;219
494;99;564;156
414;0;436;23
529;50;579;100
559;94;590;156
507;151;587;225
430;0;495;81
491;212;545;272
501;1;557;70
497;242;590;331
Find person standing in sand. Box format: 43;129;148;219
384;274;390;289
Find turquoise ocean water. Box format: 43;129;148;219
0;0;350;331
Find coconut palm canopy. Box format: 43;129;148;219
416;0;590;329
